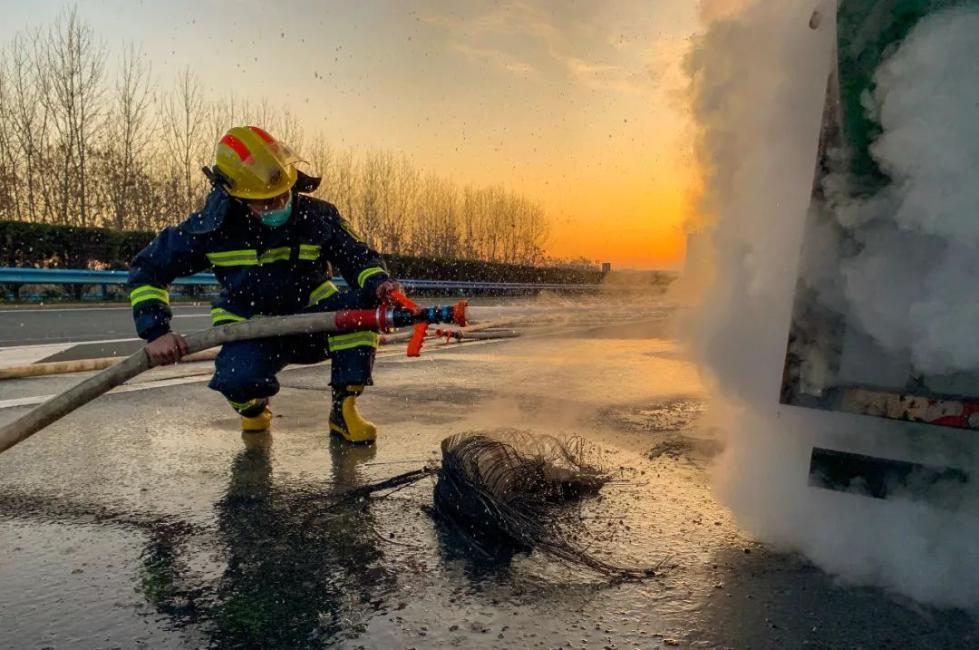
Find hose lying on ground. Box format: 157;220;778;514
434;328;520;343
0;350;220;380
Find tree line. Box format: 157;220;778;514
0;8;558;266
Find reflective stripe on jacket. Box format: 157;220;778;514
128;188;391;341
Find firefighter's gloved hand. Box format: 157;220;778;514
146;332;188;365
376;279;403;303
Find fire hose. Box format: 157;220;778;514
0;293;465;455
0;327;521;380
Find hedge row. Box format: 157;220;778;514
0;220;603;284
0;221;150;271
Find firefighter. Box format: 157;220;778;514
127;126;400;443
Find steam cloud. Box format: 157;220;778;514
686;0;979;608
833;5;979;375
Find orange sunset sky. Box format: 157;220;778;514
3;1;701;270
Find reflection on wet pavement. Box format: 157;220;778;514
136;435;400;648
1;325;977;648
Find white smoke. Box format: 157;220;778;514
687;0;979;609
834;5;979;374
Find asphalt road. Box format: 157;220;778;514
1;318;975;648
0;304;212;347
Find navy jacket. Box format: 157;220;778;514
128;187;391;342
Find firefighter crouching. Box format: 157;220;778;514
127;125;401;444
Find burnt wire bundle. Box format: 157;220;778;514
432;430;652;579
340;430;655;580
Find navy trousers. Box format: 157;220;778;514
209;290;377;414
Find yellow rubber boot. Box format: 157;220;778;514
329;385;377;444
241;405;273;433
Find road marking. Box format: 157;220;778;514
0;336;138;347
0;375;218;409
0;335;141;348
0;307;137;314
0;343;77;367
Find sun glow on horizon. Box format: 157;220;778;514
1;0;699;269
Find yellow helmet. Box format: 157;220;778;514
212;126;300;200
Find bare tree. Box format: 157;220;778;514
510;195;548;264
385;154;419;253
272;107;304;153
160;66;206;216
480;186;510;262
302;140;361;230
304;134;335;203
204;91;290;148
358;148;386;245
358;149;417;253
0;49;18;218
205;91;243;152
460;185;494;260
413;174;460;258
103;43;153;229
5;30;53;222
44;7;106;226
250;97;275;133
331;147;359;228
0;9;550;266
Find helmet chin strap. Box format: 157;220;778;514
201;165;234;191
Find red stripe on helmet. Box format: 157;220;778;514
248;126;275;144
220;134;253;163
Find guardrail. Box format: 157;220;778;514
0;267;216;286
0;267;601;300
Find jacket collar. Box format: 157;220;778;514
182;172;320;236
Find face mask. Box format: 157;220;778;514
258;195;293;228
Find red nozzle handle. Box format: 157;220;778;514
389;290;420;314
453;299;468;327
407;323;428;357
389;290;427;357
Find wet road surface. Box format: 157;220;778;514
1;319;977;648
